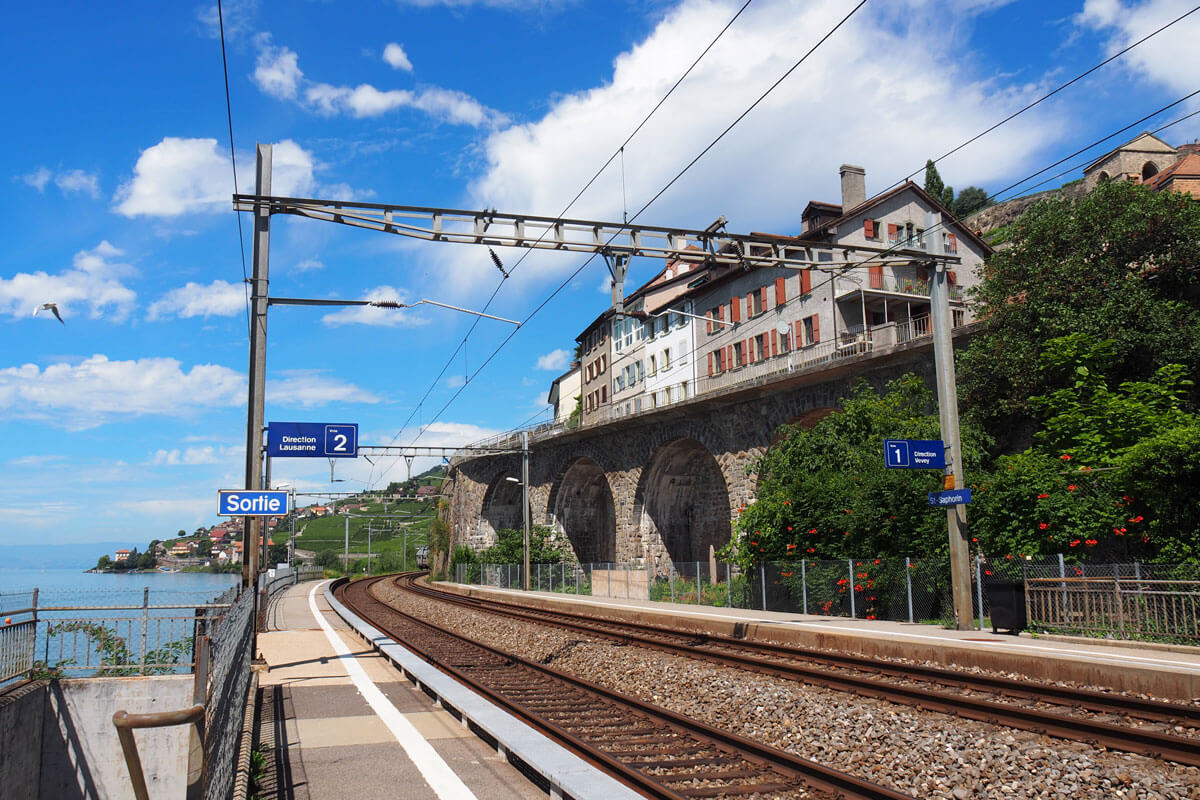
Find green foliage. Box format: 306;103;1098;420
478;525;570;564
313;550;340;569
961;180;1200;444
954;186;991;218
923;159;944;202
47;621;191;676
95;555;111;571
733;376;987;566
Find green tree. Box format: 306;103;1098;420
314;550;340;569
960;180;1200;447
95;555;112;571
479;525;570;564
923;159;944;201
733;376;987;566
953;186;991;217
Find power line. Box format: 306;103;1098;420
215;0;251;338
367;0;758;482
879;4;1200;196
376;0;870;481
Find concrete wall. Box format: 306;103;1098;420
41;675;194;800
0;680;47;799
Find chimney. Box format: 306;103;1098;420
839;164;866;212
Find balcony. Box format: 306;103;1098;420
835;269;964;302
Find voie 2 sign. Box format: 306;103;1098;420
267;421;358;458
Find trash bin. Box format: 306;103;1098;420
985;581;1026;634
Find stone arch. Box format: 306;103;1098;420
550;458;616;563
479;472;528;541
634;438;730;570
1098;171;1111;183
1142;161;1159;182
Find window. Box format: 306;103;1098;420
779;329;791;353
887;223;900;244
680;382;688;400
802;314;820;346
953;309;965;328
943;232;958;254
733;341;744;368
677;339;687;366
635;361;644;382
600;385;607;402
648;354;657;376
707;305;724;334
615;374;625;392
662;348;671;370
863;218;879;240
748;290;763;317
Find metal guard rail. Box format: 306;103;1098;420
113;704;206;800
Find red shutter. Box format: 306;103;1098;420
801;269;812;295
730;298;740;323
717;305;725;325
795;319;804;345
887;223;898;241
864;219;875;238
706;310;713;334
948;270;957;285
746;292;754;317
948;233;958;253
707;352;714;376
726;345;733;368
771;329;778;356
775;277;786;306
811;315;820;344
760;287;768;312
869;265;883;290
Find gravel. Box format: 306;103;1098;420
371;582;1200;799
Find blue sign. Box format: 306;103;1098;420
883;439;946;469
268;422;358;458
929;488;972;507
218;490;290;516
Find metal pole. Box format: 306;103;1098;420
367;524;372;575
848;559;856;619
140;586;149;675
289;489;295;567
926;211;972;630
975;554;985;631
243;143;272;595
801;560;808;614
760;563;767;610
906;556;914;624
521;431;531;591
344;514;350;576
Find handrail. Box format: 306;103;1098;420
113;704;205;800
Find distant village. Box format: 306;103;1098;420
92;481;443;573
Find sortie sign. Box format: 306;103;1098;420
218;490;290;516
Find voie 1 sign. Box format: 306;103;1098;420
218;490;290;516
883;439;946;469
267;421;358;458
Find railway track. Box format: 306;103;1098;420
336;575;917;800
393;573;1200;768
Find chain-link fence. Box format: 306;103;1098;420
201;586;254;800
454;556;1200;640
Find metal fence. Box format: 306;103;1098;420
454;556;1200;639
201;586;254;800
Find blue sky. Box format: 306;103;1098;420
1;0;1198;549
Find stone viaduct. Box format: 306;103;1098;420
446;337;951;573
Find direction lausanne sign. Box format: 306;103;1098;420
883;439;946;469
218;490;290;516
267;422;358;458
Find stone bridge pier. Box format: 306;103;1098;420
448;345;938;572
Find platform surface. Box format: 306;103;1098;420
442;579;1200;701
255;580;546;800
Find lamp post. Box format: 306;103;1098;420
505;432;531;592
273;483;296;569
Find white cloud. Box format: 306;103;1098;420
445;375;466;388
0;355;243;429
383;42;413;71
150;446;227;466
17;167;100;197
148;279;245;320
320;285;429;328
1077;0;1200;100
19;167;52;191
113;137;332;217
196;0;259;40
253;35;506;127
293;258;324;272
536;348;570;371
55;170;101;197
438;0;1059;296
268;369;382;407
0;240;137;322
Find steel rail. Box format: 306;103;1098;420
401;575;1200;767
338;575;915;800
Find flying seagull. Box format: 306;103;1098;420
33;303;65;324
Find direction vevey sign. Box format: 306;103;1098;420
218;490;290;516
883;439;946;469
928;488;972;507
267;422;358;458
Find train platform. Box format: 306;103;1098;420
439;580;1200;702
252;580;549;800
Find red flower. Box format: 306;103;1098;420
1069;539;1080;547
806;547;815;554
1060;454;1072;461
809;528;817;534
985;570;993;576
873;559;880;565
1113;528;1124;535
1067;485;1077;491
786;543;796;551
866;614;877;620
782;571;793;577
1039;522;1049;530
1036;493;1050;499
854;584;863;592
783;500;791;505
787;526;793;531
1129;516;1144;523
1085;539;1098;547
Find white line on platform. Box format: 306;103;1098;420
308;582;477;800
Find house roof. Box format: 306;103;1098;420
1082;131;1178;174
800;180;992;255
1144;153;1200;191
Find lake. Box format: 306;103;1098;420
0;568;239;612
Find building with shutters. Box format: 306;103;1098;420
562;164;990;424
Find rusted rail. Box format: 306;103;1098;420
113;704;205;800
338;575;916;800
